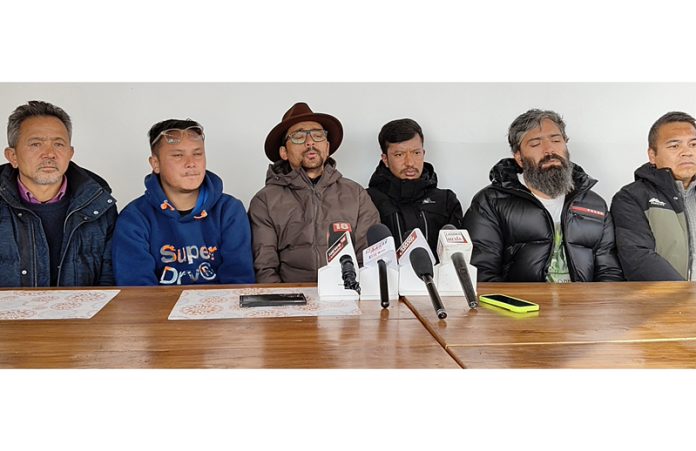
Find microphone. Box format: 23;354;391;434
366;224;394;308
409;247;447;319
339;254;360;293
328;223;360;294
440;225;478;309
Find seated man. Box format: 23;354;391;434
612;111;696;280
1;100;117;287
248;102;380;282
367;118;463;257
113;119;255;286
462;109;623;282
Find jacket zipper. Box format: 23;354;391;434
15;208;39;287
678;191;693;280
394;212;403;246
560;196;578;282
29;220;38;286
56;189;104;286
310;183;321;272
420;210;429;243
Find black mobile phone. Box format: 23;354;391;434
239;293;308;308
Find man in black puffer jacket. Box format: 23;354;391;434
462;109;623;282
367;118;463;257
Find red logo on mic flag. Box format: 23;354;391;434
332;223;352;233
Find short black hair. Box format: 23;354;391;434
648;111;696;152
148;118;202;153
378;118;424;154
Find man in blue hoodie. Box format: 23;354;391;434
113;119;255;286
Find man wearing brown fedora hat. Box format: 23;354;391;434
248;102;380;283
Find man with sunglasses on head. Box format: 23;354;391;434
112;119;255;286
0;100;117;287
248;102;380;282
462;109;623;282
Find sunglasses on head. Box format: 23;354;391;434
151;125;205;146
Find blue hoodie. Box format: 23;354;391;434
113;170;255;286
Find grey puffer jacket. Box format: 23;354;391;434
248;159;380;283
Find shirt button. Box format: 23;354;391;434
93;210;99;215
107;199;113;203
21;270;27;275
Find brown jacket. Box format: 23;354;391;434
248;159;380;283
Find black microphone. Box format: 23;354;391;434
339;254;360;294
367;224;393;309
328;224;360;294
441;225;478;308
409;247;447;319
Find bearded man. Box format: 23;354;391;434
248;102;379;283
462;109;624;282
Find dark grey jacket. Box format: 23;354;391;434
611;163;689;280
0;162;117;287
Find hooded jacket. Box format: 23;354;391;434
366;161;463;256
113;170;255;286
462;158;624;282
248;159;380;283
0;161;117;287
611;163;690;280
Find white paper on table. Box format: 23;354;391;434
0;290;120;320
168;287;361;320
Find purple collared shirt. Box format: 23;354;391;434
17;176;68;204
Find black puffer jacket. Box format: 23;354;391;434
367;161;463;257
462;158;624;282
611;163;689;281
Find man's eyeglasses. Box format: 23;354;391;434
285;129;327;145
151;125;205;146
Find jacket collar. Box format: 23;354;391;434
144;169;223;222
0;161;114;210
634;162;684;197
367;160;438;203
489;157;596;195
265;157;342;190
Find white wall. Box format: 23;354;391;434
0;83;694;211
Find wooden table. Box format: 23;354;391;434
5;282;696;368
402;281;696;368
0;284;459;369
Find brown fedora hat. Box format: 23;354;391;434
264;102;343;162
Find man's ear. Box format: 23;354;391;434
648;147;657;165
513;150;523;168
380;153;389;167
4;147;18;168
279;146;288;161
149;154;160;174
